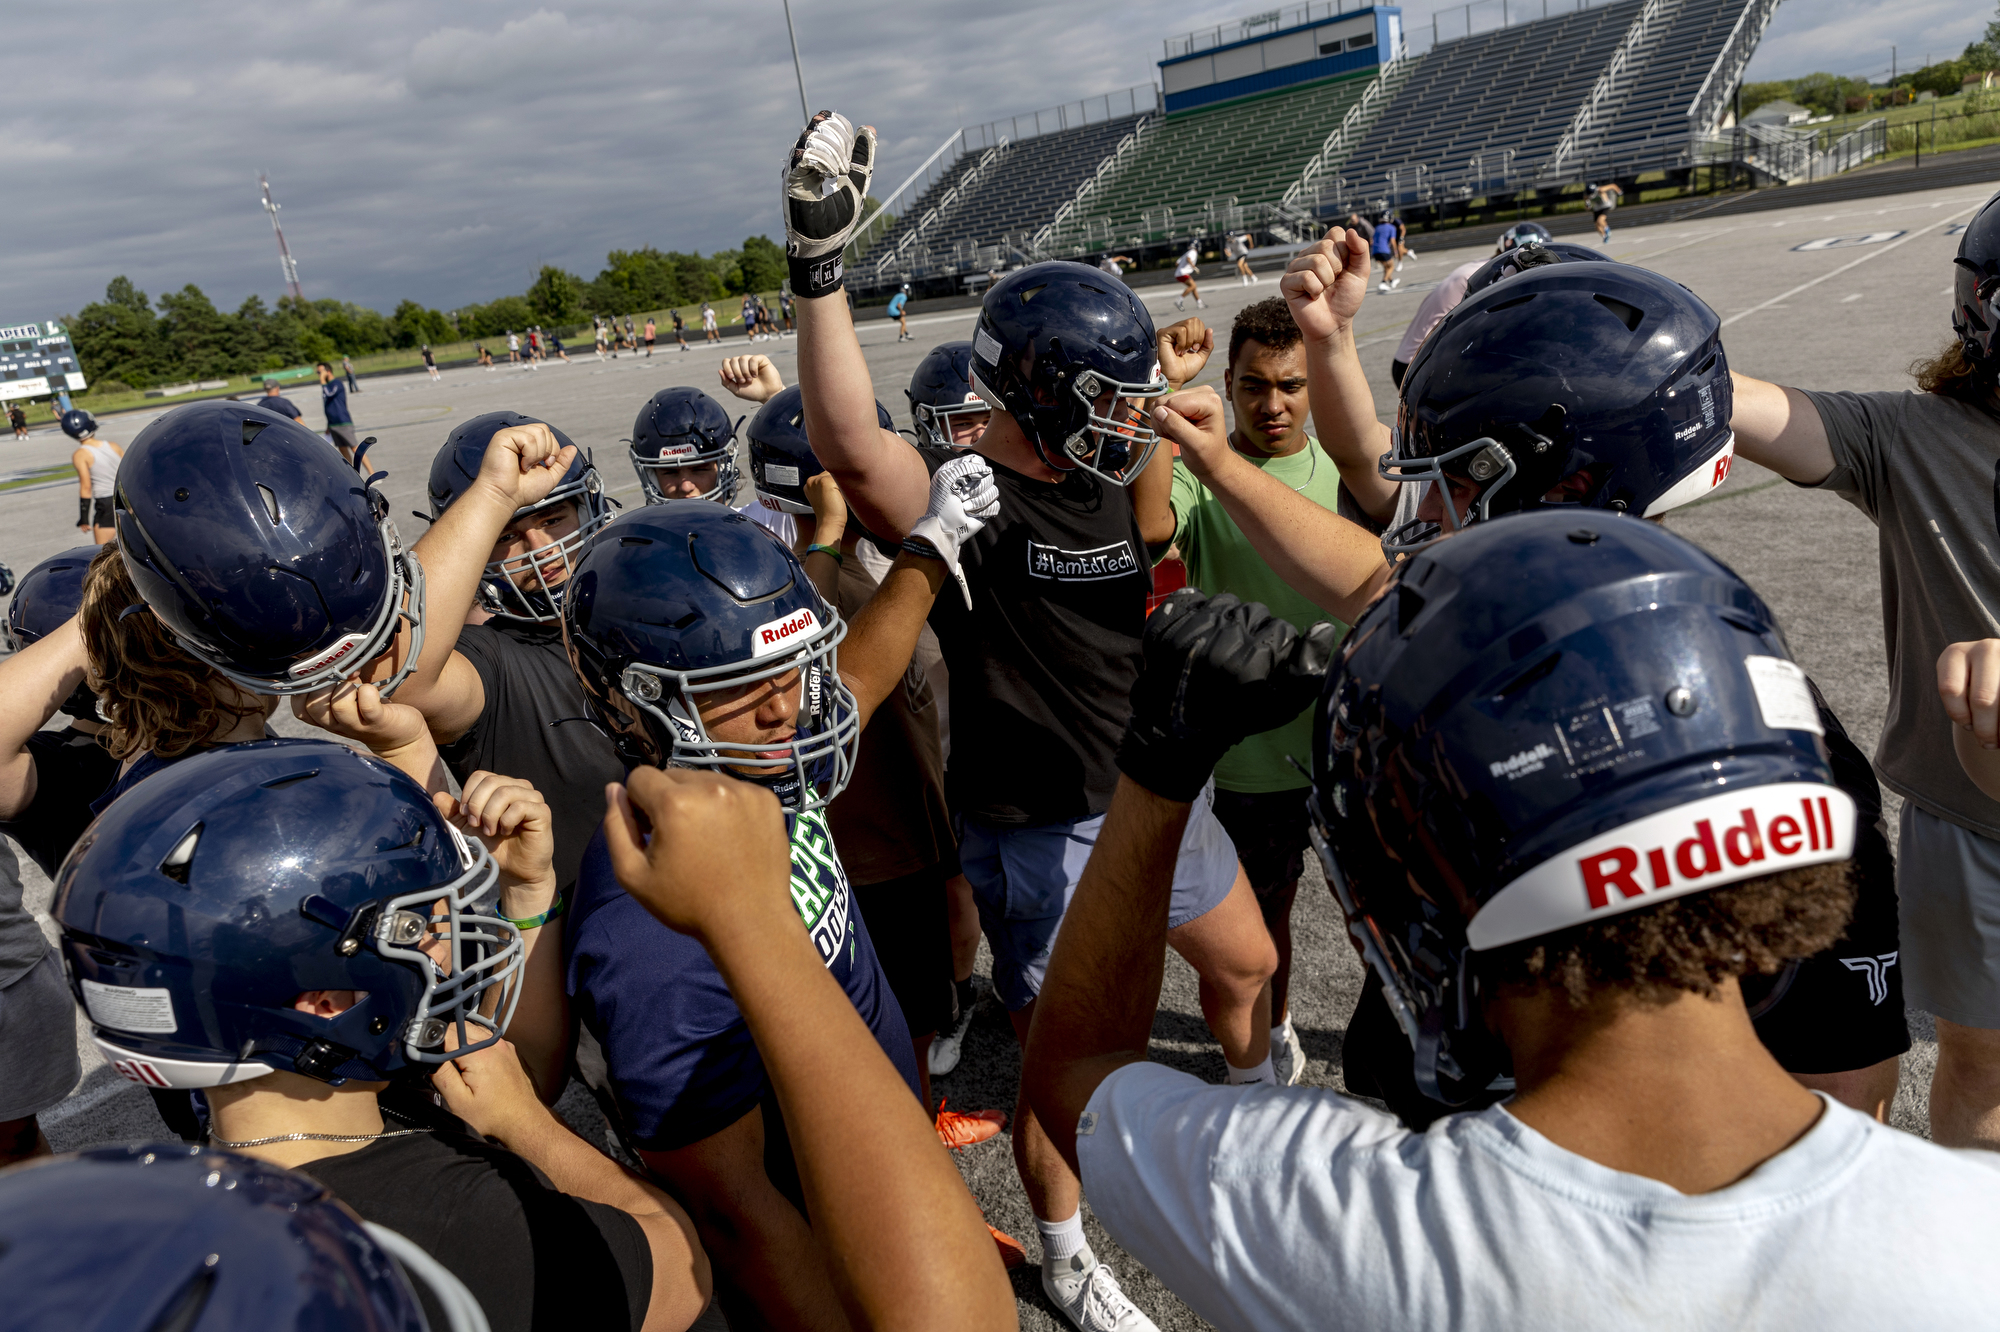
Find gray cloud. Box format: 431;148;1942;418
0;1;1975;323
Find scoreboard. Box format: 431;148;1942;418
0;321;86;402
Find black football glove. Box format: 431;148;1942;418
1116;590;1338;802
782;111;876;299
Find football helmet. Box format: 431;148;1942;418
426;411;610;623
60;408;98;440
0;1144;478;1332
1495;221;1552;251
747;385;894;515
6;544;102;719
1312;513;1854;1104
113;400;426;697
1384;260;1733;556
564;501;860;813
969;260;1169;485
629;386;742;505
906;341;991;447
56;739;521;1089
1459;239;1613;299
1951;188;2000;372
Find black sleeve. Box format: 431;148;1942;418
438;626;505;773
0;730;118;878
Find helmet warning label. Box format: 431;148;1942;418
80;980;178;1034
1025;539;1139;582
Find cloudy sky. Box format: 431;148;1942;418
0;0;1984;323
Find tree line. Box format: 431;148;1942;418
1741;24;1999;120
65;234;794;393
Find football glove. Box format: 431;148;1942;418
783;110;876;299
1117;590;1338;802
903;453;1000;610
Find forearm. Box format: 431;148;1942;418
1729;373;1835;483
501;901;570;1104
839;556;946;722
0;622;90;818
1024;777;1190;1172
488;1095;680;1221
705;900;1014;1331
1131;438;1178;548
1185;447;1390;623
1956;725;2000;803
403;487;515;703
1309;323;1397;520
796;295;929;539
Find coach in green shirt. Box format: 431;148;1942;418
1164;297;1353;1087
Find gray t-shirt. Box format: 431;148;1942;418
0;837;50;986
1805;388;2000;837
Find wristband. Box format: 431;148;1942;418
79;498;91;526
898;537;945;560
787;253;845;300
507;888;568;931
805;542;844;565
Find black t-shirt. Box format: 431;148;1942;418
298;1131;650;1332
0;727;118;877
918;446;1150;827
441;620;625;892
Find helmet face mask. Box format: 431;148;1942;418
630;387;742;505
907;341;993;448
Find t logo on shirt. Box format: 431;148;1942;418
1026;539;1140;582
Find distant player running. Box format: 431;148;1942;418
1227;231;1255;285
644;315;656;356
1174;241;1204;310
888;283;911;341
1588;180;1622;242
1372;214;1401;291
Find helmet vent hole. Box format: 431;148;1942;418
259;769;320;790
240;420;268;446
1395;585;1427;634
619;536;655;547
159;823;203;885
1018;283;1048;303
255;484;280;526
150;1267;217;1332
1695;352;1718;376
1487;294;1536;313
1494;652;1564;700
1593;295;1645;332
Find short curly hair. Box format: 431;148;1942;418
1228;297;1302;371
1477;862;1855;1007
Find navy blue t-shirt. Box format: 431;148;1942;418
258;394;303;421
565;806;919;1152
321;378;352;427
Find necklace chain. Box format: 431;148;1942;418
208;1106;428;1150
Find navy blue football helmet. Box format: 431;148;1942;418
1384;260;1734;556
427;411;610;623
1312;513;1855;1104
55;739;520;1090
6;544;102;720
747;385;894;515
1495;221;1552;252
564;502;860;812
1459;239;1612;299
113;401;425;697
1952;189;2000;372
0;1144;469;1332
629;386;742;505
969;260;1169;485
906;341;991;447
60;408;97;440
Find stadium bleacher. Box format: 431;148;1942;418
1575;0;1769;164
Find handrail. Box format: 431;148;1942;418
1541;0;1668;177
1282;43;1409;206
871;138;1010;281
1684;0;1780;137
1035;114;1157;249
846;128;967;267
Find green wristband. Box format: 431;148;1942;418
806;543;844;565
507;888;568;931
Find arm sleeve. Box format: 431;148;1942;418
1796;389;1894;521
437;628;504;771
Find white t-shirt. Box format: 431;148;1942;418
1176;250;1199;278
739;499;797;548
1394;259;1485;364
1078;1062;2000;1331
1099;257;1124;277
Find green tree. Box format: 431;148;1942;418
155;285;237;380
69;277;164;388
527;266;582;324
389;299;454;349
737;235;787;295
233;294;307;371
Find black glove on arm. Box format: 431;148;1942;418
1116;589;1339;802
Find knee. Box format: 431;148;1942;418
1935;1021;2000;1091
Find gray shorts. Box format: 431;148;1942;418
326;422;359;451
0;949;81;1121
960;780;1240;1011
1897;802;2000;1027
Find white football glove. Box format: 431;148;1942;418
905;453;1000;610
782;111;877;298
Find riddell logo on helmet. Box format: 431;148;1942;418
287;631;370;678
751;607;819;659
1466;782;1857;950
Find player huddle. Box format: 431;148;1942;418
0;111;1997;1332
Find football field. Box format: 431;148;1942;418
14;176;1996;1330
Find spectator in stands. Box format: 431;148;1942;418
258;379;302;421
1371;214;1401;292
1588;180;1622;241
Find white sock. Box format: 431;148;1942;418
1036;1210;1087;1262
1273;1015;1294;1046
1227;1054;1275;1085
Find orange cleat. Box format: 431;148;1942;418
935;1098;1007;1150
989;1223;1028;1270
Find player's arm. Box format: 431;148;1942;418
797;473;846;602
1136;318;1213;551
0;615;90;818
785;111;932;541
1286;229;1398;521
1728;373;1836;483
719;354;785;405
1941;640;2000;803
1151;387;1393;624
836;456;998;729
1025;592;1335;1170
433;1037;712;1332
604;768;1015;1332
72;449;91;518
392;425;579;741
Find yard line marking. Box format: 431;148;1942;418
1721;205;1983;328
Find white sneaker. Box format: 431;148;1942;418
1389;278;1402;291
1043;1247;1157;1332
930;996;974;1076
1376;282;1388;292
1272;1017;1304;1087
1405;249;1419;259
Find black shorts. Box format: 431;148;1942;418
1210;788;1308;927
89;496;114;527
851;866;954;1039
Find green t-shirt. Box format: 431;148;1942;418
1167;437;1349;793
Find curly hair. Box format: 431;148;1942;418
1477;862;1855;1008
1910;339;1995;403
1228;296;1303;371
78;546;257;761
